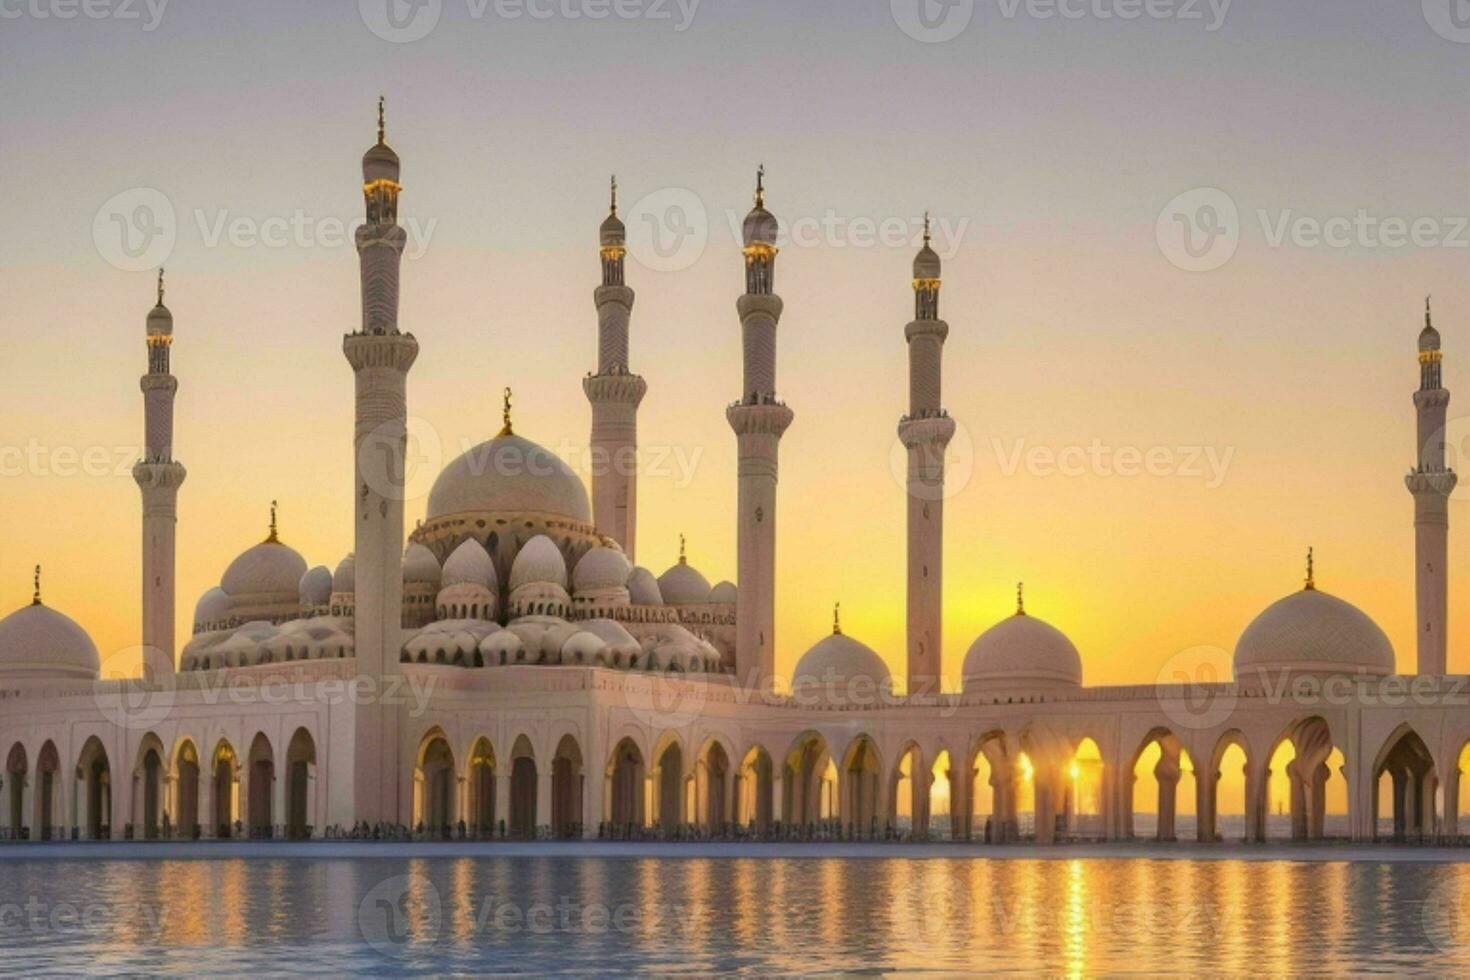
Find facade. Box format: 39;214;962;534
1;113;1468;846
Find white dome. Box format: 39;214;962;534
194;587;232;627
442;539;497;589
658;561;712;605
299;567;332;607
332;554;356;593
579;618;640;651
0;603;100;680
428;434;592;524
628;567;663;605
403;543;442;585
963;614;1083;692
222;540;308;598
709;581;738;604
1235;588;1395;677
793;632;891;692
573;546;632;594
509;535;568;591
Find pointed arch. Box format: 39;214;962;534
5;743;26;839
605;737;646;831
1372;724;1438;842
76;736;112;841
552;734;583;838
466;736;496;838
35;741;60;841
509;734;538;838
211;738;239;839
414;728;456;839
285;728;317;840
134;733;167;840
246;733;275;839
172;738;200;840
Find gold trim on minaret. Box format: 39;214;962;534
1016;582;1026;617
265;500;280;544
31;564;41;606
1304;547;1316;591
678;533;687;565
498;387;514;437
833;601;842;636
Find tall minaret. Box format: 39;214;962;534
899;217;955;695
132;270;187;677
584;177;647;559
1407;299;1456;676
344;99;418;824
726;167;793;692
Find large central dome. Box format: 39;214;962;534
428;434;592;524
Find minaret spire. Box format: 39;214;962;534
728;168;794;690
266;500;280;543
1408;298;1455;674
133;275;187;676
499;387;514;437
1304;548;1315;591
833;602;842;636
900;213;955;694
31;565;41;606
586;177;647;561
346;102;419;824
1016;582;1026;616
679;533;687;564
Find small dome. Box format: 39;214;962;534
332;554;356;593
222;540;308;598
0;603;101;680
362;140;400;184
147;303;173;339
913;243;941;280
509;535;568;591
628;567;664;605
1234;588;1395;678
442;539;497;590
1421;325;1442;352
573;546;632;594
194;587;232;627
963;614;1083;692
709;581;738;604
793;632;891;692
428;434;592;524
742;205;779;248
658;561;712;605
600;211;625;247
403;543;441;586
299;566;332;607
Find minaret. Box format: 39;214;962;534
132;270;187;677
1406;299;1456;675
899;216;955;695
726;167;794;692
584;177;647;559
344;98;419;824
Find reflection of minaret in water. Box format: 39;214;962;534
899;216;955;695
727;167;793;692
132;269;187;676
585;177;647;560
344;98;419;824
1407;299;1456;676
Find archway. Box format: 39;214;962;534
509;735;537;838
1066;738;1105;841
1128;730;1195;842
246;733;275;839
6;744;26;839
135;737;165;840
35;741;59;841
212;740;238;838
737;746;773;832
971;735;1018;843
174;740;200;839
551;735;583;838
891;743;925;838
414;730;456;839
1016;752;1036;839
655;738;685;832
929;750;954;840
285;728;316;840
77;736;112;841
843;737;882;839
971;746;994;842
467;737;496;838
782;733;832;831
1264;718;1344;841
1204;733;1250;843
1372;725;1437;842
606;738;646;831
695;740;731;833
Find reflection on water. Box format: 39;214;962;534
0;855;1466;974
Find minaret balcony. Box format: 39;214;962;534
583;372;647;407
133;459;188;492
905;319;950;343
898;415;956;450
727;401;794;438
343;331;419;369
1406;469;1458;496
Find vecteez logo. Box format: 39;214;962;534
1423;0;1470;43
891;0;976;43
360;0;443;43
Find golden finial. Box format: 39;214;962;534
610;175;618;217
833;602;842;636
498;387;514;437
31;565;41;606
923;212;932;248
1016;582;1026;616
377;96;386;145
1427;295;1434;330
755;164;766;208
1304;548;1315;591
678;533;687;565
156;267;165;306
264;500;280;543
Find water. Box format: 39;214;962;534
1;851;1467;974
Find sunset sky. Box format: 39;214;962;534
4;0;1470;685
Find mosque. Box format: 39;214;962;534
1;106;1467;847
